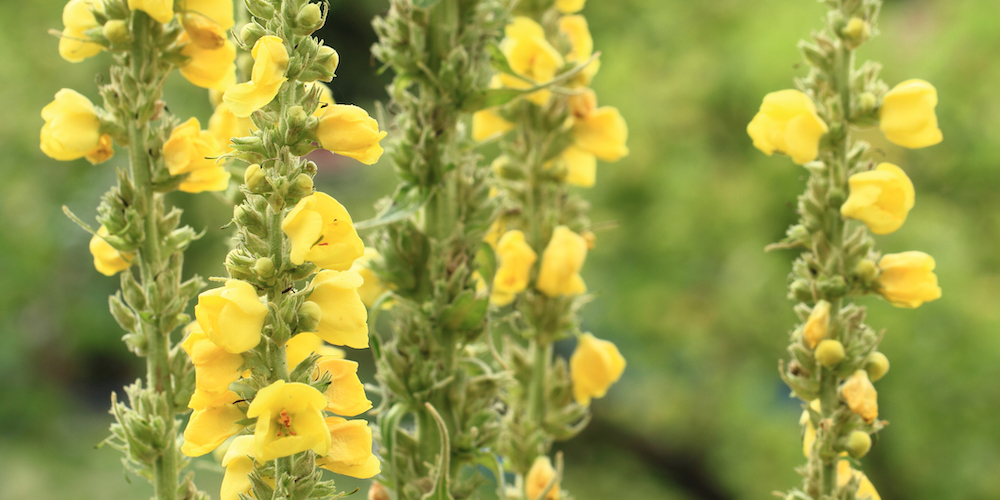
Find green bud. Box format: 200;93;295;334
288;173;314;199
790;279;813;302
815;339;845;367
855;258;879;283
253;257;275;279
287;105;308;124
318;45;339;77
298;301;322;332
859;92;877;113
103;20;129;44
240;22;266;48
296;3;322;33
865;351;890;381
245;0;274;19
842;18;871;45
244;163;267;193
844;430;872;458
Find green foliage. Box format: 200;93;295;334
2;0;999;499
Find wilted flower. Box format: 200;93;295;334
841;370;878;423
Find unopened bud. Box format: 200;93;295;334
318;45;339;76
244;163;267;192
296;3;323;33
253;257;275;279
859;92;877;112
865;351;890;382
844;430;872;458
103;20;129;44
287;105;308;124
855;258;879;283
298;300;322;332
240;22;266;47
582;230;596;250
244;0;274;19
288;173;314;198
843;18;871;45
815;339;845;367
790;279;813;302
368;482;390;500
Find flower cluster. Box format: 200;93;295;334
748;1;942;498
472;0;627;493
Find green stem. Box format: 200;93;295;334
527;340;551;426
126;12;178;500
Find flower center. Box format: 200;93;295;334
275;410;298;437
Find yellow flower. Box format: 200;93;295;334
526;456;560;500
837;459;882;500
841;370;878;424
223;36;288;117
317;357;371;417
876;251;942;308
59;0;102;62
555;0;586;13
40;89;113;163
472;108;514;142
309;82;336;117
307;270;369;348
536;226;587;297
246;380;331;462
181;390;245;457
484;218;506;248
499;17;564;105
127;0;174;23
315;104;387;165
559;15;600;86
286;332;345;371
181;322;244;396
195;280;268;354
209;101;255;152
840;163;915;235
316;417;380;478
747;89;829;165
799;399;821;457
572;106;629;162
556;145;597;187
569;333;625;406
179;31;238;91
163;117;230;193
491;230;538;306
89;226;133;276
802;300;830;349
282;192;365;270
879;79;943;149
351;248;389;308
220;435;255;500
179;0;234;49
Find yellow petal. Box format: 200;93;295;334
491;230;537;305
573;107;629;162
181;391;244;456
747;90;828;165
59;0;103;62
526;456;560;500
220;435;255;500
840;163;915;234
180;33;238;90
309;270;369;348
89;226;133;276
472;108;514;142
555;0;586;14
40;89;102;161
223;36;288;117
569;333;625;406
879;79;942;149
317;358;372;417
536;226;588;298
316;104;387;165
876;251;942;308
560;145;597;187
127;0;174;23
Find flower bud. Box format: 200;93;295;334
288;173;315;199
298;300;323;332
296;3;322;33
790;279;813;302
844;430;872;458
855;258;879;283
865;351;890;382
244;0;274;18
815;339;845;367
240;22;265;48
103;20;129;44
842;370;878;423
802;300;830;349
842;18;871;46
859;92;877;113
244;163;267;192
287;105;308;124
253;256;275;278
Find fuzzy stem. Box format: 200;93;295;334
527;340;551;427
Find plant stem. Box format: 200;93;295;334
527;340;550;426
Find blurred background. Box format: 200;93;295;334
2;0;999;498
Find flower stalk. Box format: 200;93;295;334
470;1;629;496
748;1;944;498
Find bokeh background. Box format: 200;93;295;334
2;0;999;498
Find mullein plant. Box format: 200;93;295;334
44;0;241;498
471;0;628;497
182;0;388;499
363;0;511;498
747;1;943;498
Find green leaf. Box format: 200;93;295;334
354;185;434;230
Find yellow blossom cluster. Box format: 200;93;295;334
472;15;628;188
180;195;381;498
